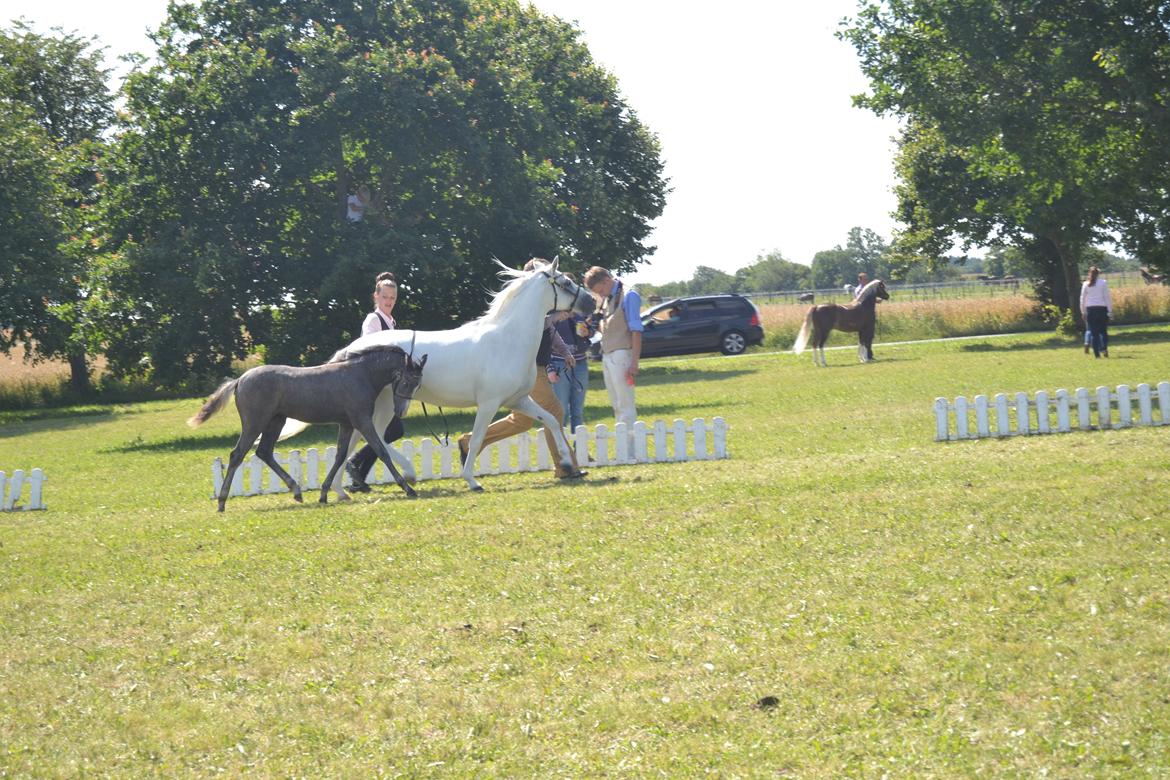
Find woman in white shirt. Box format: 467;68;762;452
347;272;404;490
1079;265;1112;358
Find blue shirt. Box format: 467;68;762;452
617;281;643;333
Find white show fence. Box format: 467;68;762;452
1;469;47;512
935;381;1170;441
212;417;730;499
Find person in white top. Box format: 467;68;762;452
348;272;402;490
1079;265;1112;358
853;271;869;301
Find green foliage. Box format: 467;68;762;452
842;1;1170;319
98;0;667;382
736;251;811;292
811;227;890;287
0;22;114;390
1040;304;1079;336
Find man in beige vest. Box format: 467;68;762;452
584;266;643;432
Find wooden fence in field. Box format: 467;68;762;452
1;469;47;512
935;381;1170;441
212;418;729;499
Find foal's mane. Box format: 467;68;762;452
855;279;885;304
341;343;407;363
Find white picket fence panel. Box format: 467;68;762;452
935;381;1170;441
0;468;47;512
212;417;730;499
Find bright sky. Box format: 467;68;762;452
3;0;901;286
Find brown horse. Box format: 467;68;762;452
792;279;889;366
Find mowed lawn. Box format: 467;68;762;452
2;327;1169;777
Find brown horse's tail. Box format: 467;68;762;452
187;378;239;428
792;308;814;354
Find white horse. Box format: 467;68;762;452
279;258;596;492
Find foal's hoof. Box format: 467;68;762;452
293;492;303;503
318;496;328;504
471;485;484;493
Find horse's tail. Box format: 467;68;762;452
792;308;814;354
187;378;239;428
277;418;311;441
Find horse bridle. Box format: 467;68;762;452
545;270;590;313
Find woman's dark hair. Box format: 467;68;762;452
1087;265;1100;286
375;271;396;284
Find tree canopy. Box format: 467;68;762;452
0;22;113;390
842;0;1170;323
97;0;667;382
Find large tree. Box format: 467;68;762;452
0;22;113;391
843;1;1170;324
98;0;666;383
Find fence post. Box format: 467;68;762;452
232;460;245;497
1075;388;1092;430
994;393;1010;437
653;420;669;462
573;425;590;466
1095;386;1112;429
1036;391;1051;434
271;453;289;493
712;417;729;458
1136;384;1153;425
612;422;629;464
934;398;950;441
672;419;688;460
633;421;650;463
594;424;610;466
954;396;970;439
1015;392;1031;435
1;471;14;511
1116;384;1131;427
692;419;708;459
1158;382;1170;424
974;395;990;438
440;441;456;478
28;468;46;510
419;439;435;481
1055;389;1071;432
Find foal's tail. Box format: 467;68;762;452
187;378;239;428
277;418;310;441
792;309;814;355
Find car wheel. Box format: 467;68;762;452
720;329;747;355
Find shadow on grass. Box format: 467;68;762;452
0;407;132;438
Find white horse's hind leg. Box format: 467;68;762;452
511;395;575;474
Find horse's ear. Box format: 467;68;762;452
417;354;428;368
548;256;560;274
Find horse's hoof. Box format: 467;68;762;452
471;485;484;493
293;493;303;503
318;496;328;504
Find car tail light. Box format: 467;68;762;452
749;311;760;327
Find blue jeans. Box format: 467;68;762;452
551;360;589;431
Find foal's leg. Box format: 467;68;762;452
813;325;828;367
321;425;354;504
356;416;417;498
217;419;266;512
254;416;304;504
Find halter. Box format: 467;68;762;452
545;270;589;314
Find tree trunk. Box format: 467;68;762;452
1048;234;1085;331
68;349;91;394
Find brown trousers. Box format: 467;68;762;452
458;371;580;477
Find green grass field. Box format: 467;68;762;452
3;327;1169;776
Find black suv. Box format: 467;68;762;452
638;294;764;358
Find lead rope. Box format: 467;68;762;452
406;328;450;448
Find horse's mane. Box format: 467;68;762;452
855;279;885;304
481;258;550;321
